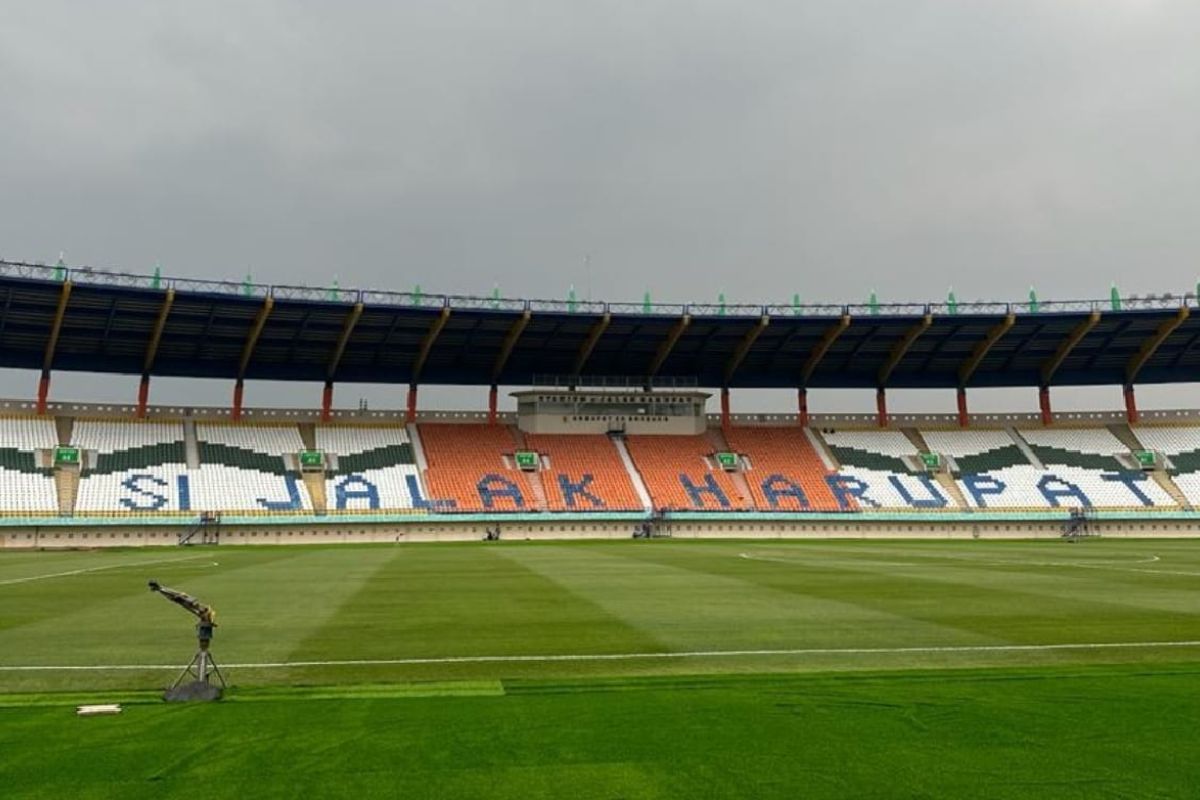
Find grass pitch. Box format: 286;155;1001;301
2;538;1200;797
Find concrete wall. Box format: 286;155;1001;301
4;516;1199;549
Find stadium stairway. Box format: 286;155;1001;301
1152;472;1191;509
55;415;73;447
183;420;200;468
1008;428;1045;469
298;423;317;452
303;472;328;514
55;464;79;515
1121;424;1193;509
612;435;654;512
904;428;970;510
705;428;755;507
723;426;843;511
524;433;645;511
624;434;752;511
510;427;549;511
1108;423;1144;453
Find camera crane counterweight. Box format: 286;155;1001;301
149;580;226;702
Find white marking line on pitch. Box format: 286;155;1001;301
0;556;216;586
4;640;1200;671
739;551;1200;578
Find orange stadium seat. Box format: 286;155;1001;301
723;426;847;511
524;434;644;511
418;424;535;512
625;434;752;511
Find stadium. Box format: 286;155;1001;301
3;259;1200;797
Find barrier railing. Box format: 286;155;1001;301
4;258;1194;318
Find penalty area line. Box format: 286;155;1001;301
3;640;1200;671
0;555;218;587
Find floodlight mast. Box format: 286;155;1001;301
148;580;225;701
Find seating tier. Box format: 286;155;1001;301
723;427;842;511
919;429;1029;473
523;434;643;511
821;429;917;473
1018;428;1127;471
624;435;750;511
418;424;535;512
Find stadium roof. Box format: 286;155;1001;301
1;259;1198;390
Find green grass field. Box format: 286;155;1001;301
3;538;1200;798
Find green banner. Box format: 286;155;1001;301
299;450;324;467
715;452;740;469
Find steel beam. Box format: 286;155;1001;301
877;313;931;387
1040;310;1101;386
411;306;451;385
237;296;274;379
492;310;532;384
1125;306;1190;385
800;314;850;386
723;315;769;386
958;313;1015;387
142;288;175;374
326;302;364;381
42;279;72;373
645;314;690;384
571;313;611;380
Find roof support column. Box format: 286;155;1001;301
1039;386;1052;426
136;376;151;419
232;379;245;422
322;301;363;424
1124;384;1138;425
37;279;73;415
956;387;968;428
644;313;690;390
408;306;451;424
36;371;50;416
138;286;175;419
321;381;334;423
720;387;731;432
488;385;499;426
234;295;274;423
406;385;418;424
798;388;808;428
876;388;888;428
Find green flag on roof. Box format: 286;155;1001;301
643;290;652;314
242;272;253;297
792;292;801;315
1110;284;1122;311
718;292;726;316
151;264;162;290
53;255;66;282
568;284;577;313
947;288;958;315
412;284;422;306
868;290;879;316
1028;287;1039;313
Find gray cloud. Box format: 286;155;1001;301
1;1;1197;408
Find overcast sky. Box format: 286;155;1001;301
1;1;1197;411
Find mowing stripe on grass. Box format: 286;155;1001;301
0;555;218;586
738;551;1200;577
3;639;1200;671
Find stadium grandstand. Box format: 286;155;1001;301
2;258;1200;545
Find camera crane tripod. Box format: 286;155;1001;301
149;580;226;701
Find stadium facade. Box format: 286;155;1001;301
2;259;1200;547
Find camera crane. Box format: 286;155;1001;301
149;580;226;701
